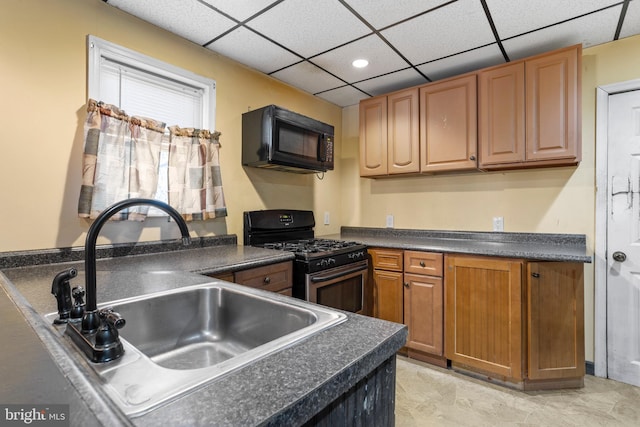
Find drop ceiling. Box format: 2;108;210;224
105;0;640;107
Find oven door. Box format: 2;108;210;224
306;260;368;314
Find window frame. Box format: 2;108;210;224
87;35;216;129
86;35;217;216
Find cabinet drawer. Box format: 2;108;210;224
404;251;443;276
234;261;292;293
370;248;403;271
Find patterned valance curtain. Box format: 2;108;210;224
77;100;227;221
78;99;165;220
167;126;227;220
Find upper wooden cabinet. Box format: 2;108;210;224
359;44;582;177
359;88;419;177
419;74;478;172
359;96;388;176
479;44;581;169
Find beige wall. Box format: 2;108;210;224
0;0;343;252
341;33;640;363
4;0;640;363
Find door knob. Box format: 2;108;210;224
612;251;627;262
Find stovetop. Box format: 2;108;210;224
256;238;367;260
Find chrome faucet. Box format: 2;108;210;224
62;198;191;363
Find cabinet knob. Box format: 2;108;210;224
404;282;410;288
419;261;426;267
531;272;540;278
263;276;271;284
469;155;476;161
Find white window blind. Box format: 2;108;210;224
99;59;204;128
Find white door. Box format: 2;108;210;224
607;89;640;387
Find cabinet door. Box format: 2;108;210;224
478;62;526;167
373;269;404;324
404;273;443;355
419;74;478;172
388;88;420;174
528;262;584;380
445;255;523;380
359;96;388;176
525;45;580;162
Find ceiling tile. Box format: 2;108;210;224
486;0;621;39
345;0;452;29
108;0;236;45
417;44;506;81
311;34;410;83
316;86;369;108
381;0;495;65
620;1;640;39
206;27;301;74
270;62;346;95
502;5;622;59
246;0;371;58
354;68;427;96
201;0;279;21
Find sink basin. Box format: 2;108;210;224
46;281;346;416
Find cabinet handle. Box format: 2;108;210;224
263;276;271;284
404;282;410;288
419;261;426;267
531;272;540;278
469;155;476;161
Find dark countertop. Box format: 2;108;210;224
320;227;592;263
1;241;406;427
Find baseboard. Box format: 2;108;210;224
586;360;595;376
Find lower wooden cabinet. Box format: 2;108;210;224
370;248;445;366
527;262;585;382
404;273;443;357
445;255;524;380
445;254;584;390
371;249;404;324
207;261;293;296
373;268;404;324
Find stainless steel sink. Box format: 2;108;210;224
46;281;346;416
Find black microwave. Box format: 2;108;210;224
242;105;334;174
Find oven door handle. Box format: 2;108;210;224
309;263;368;283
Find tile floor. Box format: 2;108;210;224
395;356;640;426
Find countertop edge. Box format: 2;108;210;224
332;227;592;263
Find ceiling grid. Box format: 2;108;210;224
106;0;640;107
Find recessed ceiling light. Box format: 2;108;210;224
352;59;369;68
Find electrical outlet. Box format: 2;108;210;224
386;214;394;228
324;211;330;225
493;216;504;231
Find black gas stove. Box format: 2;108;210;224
243;210;367;267
244;209;368;313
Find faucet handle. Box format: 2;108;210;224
94;308;126;347
99;307;126;330
70;286;86;319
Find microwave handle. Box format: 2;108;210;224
319;134;333;163
310;263;367;282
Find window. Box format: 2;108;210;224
87;35;216;214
